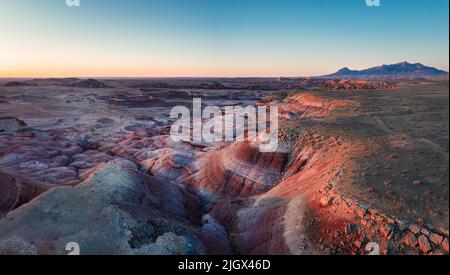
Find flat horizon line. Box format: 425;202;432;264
0;76;314;80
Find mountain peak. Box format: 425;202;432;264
336;67;352;73
322;62;448;79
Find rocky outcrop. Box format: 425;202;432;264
0;159;231;255
314;183;450;255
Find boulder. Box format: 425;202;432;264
418;235;432;254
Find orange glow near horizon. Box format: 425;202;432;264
0;69;327;78
0;48;330;78
0;62;330;78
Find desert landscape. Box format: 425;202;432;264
0;62;448;255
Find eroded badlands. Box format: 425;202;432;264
0;78;448;255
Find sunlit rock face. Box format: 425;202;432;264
188;141;289;197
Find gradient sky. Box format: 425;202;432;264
0;0;448;77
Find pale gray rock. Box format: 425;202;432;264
0;158;209;255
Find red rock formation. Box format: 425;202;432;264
279;93;360;118
208;132;353;254
188;141;288;197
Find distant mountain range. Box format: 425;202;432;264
319;62;448;80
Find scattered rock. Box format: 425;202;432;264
429;233;444;246
356;208;367;219
380;224;394;239
418;235;432;254
421;228;430;237
409;223;421;235
396;219;409;232
402;232;418;247
442;238;449;253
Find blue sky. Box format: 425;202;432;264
0;0;448;77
